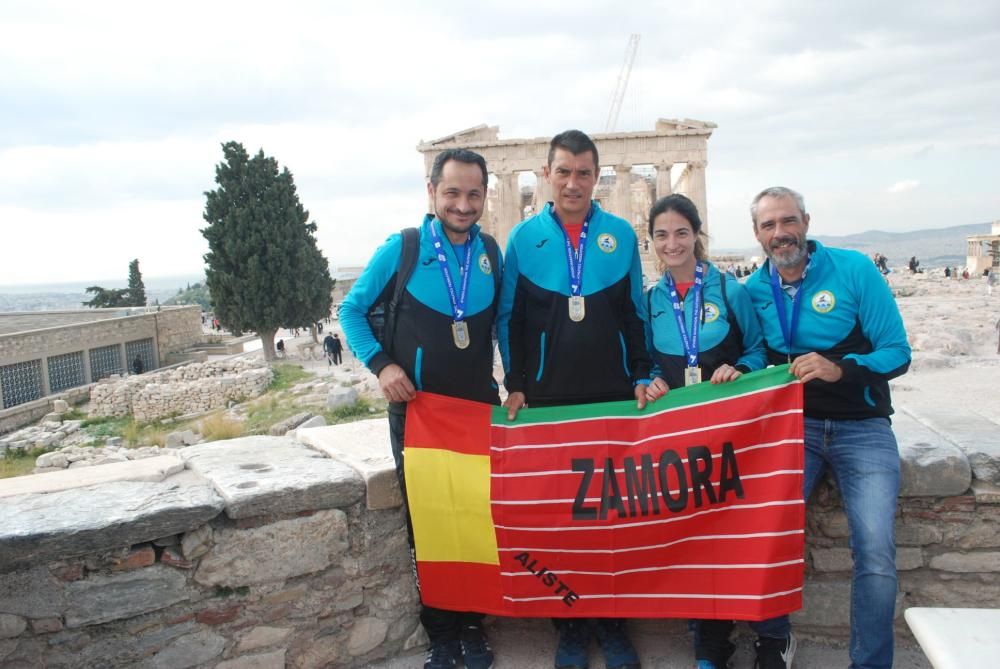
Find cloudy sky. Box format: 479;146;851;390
2;0;998;285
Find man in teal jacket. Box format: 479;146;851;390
743;186;910;669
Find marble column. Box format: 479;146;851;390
613;164;632;220
656;162;673;200
686;160;708;236
532;169;551;214
496;170;521;250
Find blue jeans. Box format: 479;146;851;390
758;416;900;669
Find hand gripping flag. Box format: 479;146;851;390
403;365;804;619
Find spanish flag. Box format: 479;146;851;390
404;365;804;619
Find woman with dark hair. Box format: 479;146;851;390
642;194;778;669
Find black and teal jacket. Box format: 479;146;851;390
745;240;911;420
645;262;766;389
497;202;651;406
339;215;501;405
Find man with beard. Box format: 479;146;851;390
340;148;500;669
498;130;650;669
740;187;910;669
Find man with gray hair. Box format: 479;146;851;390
738;186;911;669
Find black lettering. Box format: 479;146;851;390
563;591;579;607
525;559;538;573
514;552;529;567
554;581;569;596
687;445;717;508
658;449;688;512
536;566;548;578
598;458;627;520
624;454;660;517
572;459;596;520
542;572;557;587
718;441;745;502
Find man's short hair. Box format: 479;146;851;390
548;129;599;168
430;149;488;189
750;186;807;226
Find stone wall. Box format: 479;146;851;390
1;417;999;668
152;308;205;364
89;359;272;423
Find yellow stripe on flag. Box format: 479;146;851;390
405;447;498;565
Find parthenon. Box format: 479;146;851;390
417;119;716;274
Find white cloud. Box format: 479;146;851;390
887;180;920;194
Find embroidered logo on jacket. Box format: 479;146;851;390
597;233;617;253
703;302;720;323
479;253;492;275
811;290;836;313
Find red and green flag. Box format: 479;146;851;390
403;365;804;620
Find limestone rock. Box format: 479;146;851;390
268;412;313;436
147;630;225;669
0;472;223;571
52;400;69;413
216;650;285;669
0;566;66;617
906;408;1000;485
195;509;348;587
236;626;292;653
181;524;213;560
347;617;388;656
895;410;972;496
0;614;26;639
180;436;363;519
64;566;192;628
327;386;359;410
295;415;327;431
929;552;1000;573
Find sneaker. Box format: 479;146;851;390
555;620;591;669
753;633;796;669
424;639;461;669
461;624;494;669
594;619;640;669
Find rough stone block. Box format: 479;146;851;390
905;408;1000;485
0;471;223;571
895;410;972;496
0;455;186;498
236;626;292;654
146;630;225;669
972;480;1000;504
29;618;63;634
180;436;364;519
896;547;924;571
810;547;852;572
216;650;286;669
64;566;193;628
297;419;401;510
348;617;388;656
52;400;69;413
0;614;27;639
195;509;348;587
929;551;1000;572
294;415;327;431
326;386;359;410
896;519;943;546
181;524;213;559
267;412;312;436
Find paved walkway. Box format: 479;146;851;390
363;617;931;668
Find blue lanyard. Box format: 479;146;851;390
768;264;804;356
663;263;704;367
552;205;594;297
428;220;473;321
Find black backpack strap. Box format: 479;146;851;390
383;227;420;355
719;272;736;325
480;232;502;311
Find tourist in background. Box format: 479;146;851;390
498;130;649;669
640;194;770;669
339;148;500;669
745;186;911;669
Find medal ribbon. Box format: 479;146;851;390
769;264;804;356
663;263;704;367
428;219;473;322
553;205;594;297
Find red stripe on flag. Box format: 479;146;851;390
416;561;506;614
406;392;493;456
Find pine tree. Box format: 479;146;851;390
202;142;333;361
127;259;147;306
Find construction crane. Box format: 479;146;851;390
604;34;641;133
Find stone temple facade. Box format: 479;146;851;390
417;119;715;278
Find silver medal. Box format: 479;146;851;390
568;296;585;322
452;321;470;349
684;366;702;386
